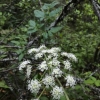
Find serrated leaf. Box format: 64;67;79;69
49;8;61;17
42;4;49;10
29;20;36;27
94;80;100;86
11;41;20;45
42;1;59;10
84;79;94;84
27;28;37;34
19;53;24;61
90;76;96;82
34;10;44;18
16;49;23;54
42;32;48;39
50;1;59;8
48;31;53;37
50;27;62;33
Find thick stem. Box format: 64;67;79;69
56;78;70;100
38;87;46;99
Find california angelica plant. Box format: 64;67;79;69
18;45;77;100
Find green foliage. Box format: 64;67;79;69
0;12;6;28
34;10;45;19
0;80;9;88
40;96;48;100
0;0;100;100
84;76;100;86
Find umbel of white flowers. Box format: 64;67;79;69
18;45;77;100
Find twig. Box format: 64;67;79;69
0;46;21;48
38;0;44;12
49;0;82;29
26;35;41;48
84;67;100;80
91;0;100;21
0;58;18;62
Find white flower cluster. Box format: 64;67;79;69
28;48;39;54
65;75;76;87
38;61;48;72
51;86;64;100
61;52;77;62
26;65;32;78
28;79;41;94
18;45;77;99
35;52;43;60
52;67;63;77
63;60;71;70
28;45;46;54
42;75;55;88
48;58;60;68
19;60;30;70
19;60;32;78
61;52;68;56
52;58;60;67
47;47;61;54
67;53;77;62
28;45;60;60
28;45;62;71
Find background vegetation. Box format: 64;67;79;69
0;0;100;100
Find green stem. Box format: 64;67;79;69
38;87;46;99
40;70;47;80
56;78;70;100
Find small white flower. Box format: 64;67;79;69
26;65;32;78
28;79;41;94
51;53;58;58
52;67;63;77
48;58;60;68
39;45;46;51
61;52;68;56
42;75;55;88
63;60;71;70
41;49;48;54
46;55;52;60
48;61;53;67
65;75;76;87
38;61;48;71
35;53;43;60
48;47;61;54
52;58;60;67
19;60;30;70
31;99;39;100
67;53;77;62
51;86;64;100
28;48;39;54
